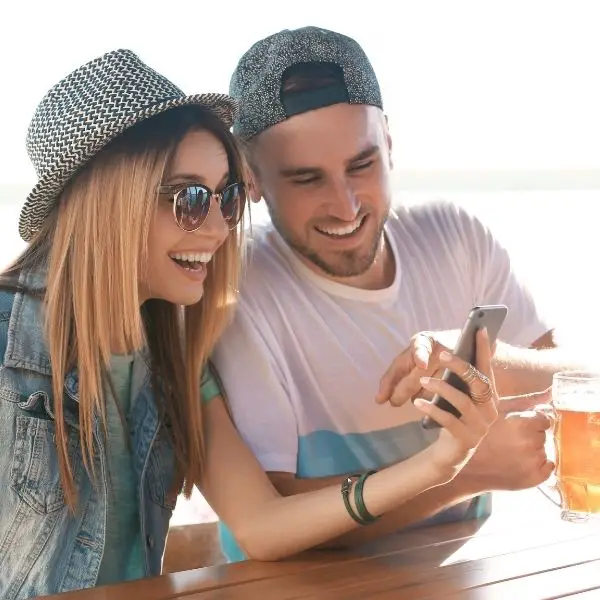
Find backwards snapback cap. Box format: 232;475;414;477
230;26;383;140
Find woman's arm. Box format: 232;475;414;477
199;330;498;561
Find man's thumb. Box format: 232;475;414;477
500;387;552;414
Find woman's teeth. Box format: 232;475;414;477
171;252;213;263
170;252;213;271
316;215;365;237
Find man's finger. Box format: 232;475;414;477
506;409;554;432
389;368;431;407
500;388;552;414
531;410;553;431
377;333;438;403
413;332;435;370
376;353;415;404
377;334;453;405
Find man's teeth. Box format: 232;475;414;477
170;252;213;263
317;216;364;236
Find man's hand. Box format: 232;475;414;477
461;388;555;491
376;331;459;406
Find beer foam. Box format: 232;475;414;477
555;396;600;413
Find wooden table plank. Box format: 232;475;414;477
323;537;600;599
441;560;600;600
182;533;600;600
562;590;600;599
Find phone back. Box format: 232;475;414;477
453;305;508;365
421;304;508;429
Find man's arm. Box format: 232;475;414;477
492;329;598;397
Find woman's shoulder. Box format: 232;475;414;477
0;282;47;369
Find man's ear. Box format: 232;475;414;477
249;174;264;204
243;164;264;203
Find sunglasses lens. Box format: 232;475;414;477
175;186;210;231
220;183;245;227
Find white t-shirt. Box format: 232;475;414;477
212;200;548;560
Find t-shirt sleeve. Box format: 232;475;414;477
200;364;222;404
210;302;299;474
452;203;550;347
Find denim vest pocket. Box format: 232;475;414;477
11;414;81;515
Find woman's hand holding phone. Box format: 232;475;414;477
413;329;499;481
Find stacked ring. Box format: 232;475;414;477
462;365;479;385
461;365;494;404
470;386;494;404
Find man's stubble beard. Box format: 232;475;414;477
268;205;388;278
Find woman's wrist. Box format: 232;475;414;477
411;444;460;487
356;450;450;519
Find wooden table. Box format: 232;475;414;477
46;488;600;599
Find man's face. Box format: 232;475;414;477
251;103;393;279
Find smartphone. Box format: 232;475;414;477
421;304;508;429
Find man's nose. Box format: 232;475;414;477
326;179;361;221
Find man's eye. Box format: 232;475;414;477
349;160;374;172
292;176;319;186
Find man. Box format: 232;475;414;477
212;26;576;562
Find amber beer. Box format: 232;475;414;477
553;371;600;521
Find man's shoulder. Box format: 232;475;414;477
388;199;487;249
390;198;473;233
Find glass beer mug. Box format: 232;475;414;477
552;371;600;522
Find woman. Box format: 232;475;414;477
0;50;498;599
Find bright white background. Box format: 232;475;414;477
1;1;599;178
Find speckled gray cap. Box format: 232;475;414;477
230;26;383;140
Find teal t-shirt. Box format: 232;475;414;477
201;365;222;404
96;354;145;585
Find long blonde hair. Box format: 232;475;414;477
1;106;245;508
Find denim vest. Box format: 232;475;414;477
0;270;177;599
